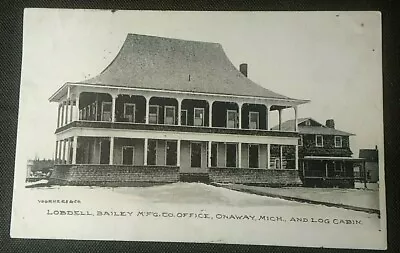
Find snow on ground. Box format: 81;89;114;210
228;184;380;210
12;183;385;249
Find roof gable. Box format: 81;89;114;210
72;34;300;100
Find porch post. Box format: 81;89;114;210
177;140;181;166
280;145;283;169
238;143;242;168
145;96;150;124
177;98;182;126
266;144;270;169
60;101;65;127
144;138;148;165
57;104;61;128
209;100;214;127
109;137;114;165
75;92;80;121
111;94;117;122
64;101;69;125
62;139;66;164
208;141;212;167
325;161;328;177
55;141;59;164
294;106;298;131
65;138;70;164
69;99;74;123
266;105;270;130
295;145;299;170
58;139;63;164
238;102;243;129
72;136;78;164
278;108;282;131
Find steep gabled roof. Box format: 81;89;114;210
272;117;354;136
72;34;302;100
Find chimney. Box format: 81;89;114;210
326;119;335;129
239;63;248;77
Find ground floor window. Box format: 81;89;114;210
211;143;218;167
191;142;202;168
249;144;259;168
122;146;134;165
166;141;177;166
147;140;157;165
226;143;237;167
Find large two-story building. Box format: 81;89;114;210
48;33;309;186
273;118;365;188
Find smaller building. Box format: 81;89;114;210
273;118;365;188
26;159;54;182
359;147;379;183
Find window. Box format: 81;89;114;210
147;140;157;165
249;112;259;129
122;146;134;165
226;110;238;128
181;110;188;125
101;102;112;121
191;142;202;168
315;135;323;147
334;162;343;172
164;106;176;125
335;136;342;148
226;143;237;167
211;143;218;167
299;135;303;146
149;105;159;124
249;144;259;168
305;120;311;126
194;108;205;126
166;141;177;166
124;103;135;123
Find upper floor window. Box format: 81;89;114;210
249;111;259;129
226;110;238;129
335;136;343;148
101;102;112;121
299;135;303;146
149;105;159;124
164;106;175;125
315;135;323;147
124;103;135;123
194;108;205;126
181;110;188;125
305;120;311;126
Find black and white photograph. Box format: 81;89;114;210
10;9;386;249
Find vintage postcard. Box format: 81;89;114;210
11;9;386;249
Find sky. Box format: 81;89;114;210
16;9;383;169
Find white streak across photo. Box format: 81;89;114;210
11;9;386;250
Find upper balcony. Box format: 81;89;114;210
55;90;301;139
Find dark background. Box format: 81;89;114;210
0;1;399;252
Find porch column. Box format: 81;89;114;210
266;105;270;130
75;93;80;121
280;145;283;169
238;143;242;168
208;141;212;167
69;99;74;123
177;98;182;126
111;94;117;122
294;106;298;131
177;140;181;166
145;96;150;124
303;161;306;177
209;100;214;127
144;138;148;165
65;138;70;164
64;101;69;125
266;144;270;169
60;101;65;127
295;145;299;170
72;136;78;164
57;104;61;128
278;108;282;131
55;141;59;164
58;139;63;164
62;139;66;164
238;102;243;129
325;161;328;177
109;137;114;165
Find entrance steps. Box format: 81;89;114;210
179;173;210;183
